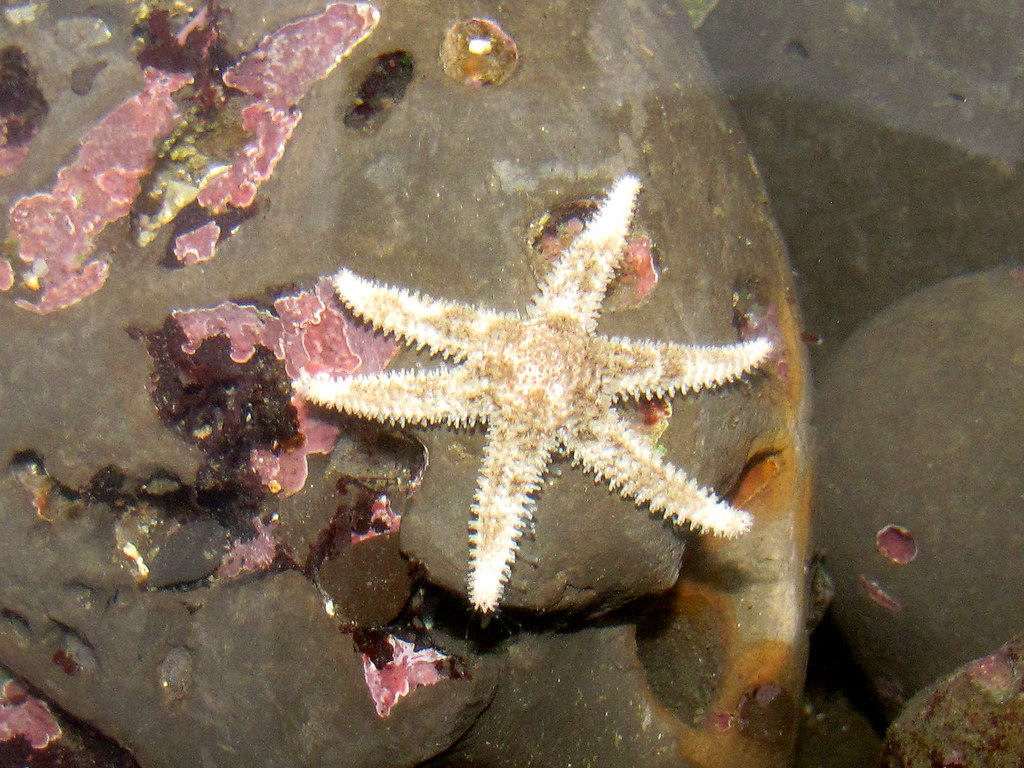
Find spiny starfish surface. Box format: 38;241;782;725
296;175;773;612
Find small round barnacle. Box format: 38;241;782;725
439;18;518;87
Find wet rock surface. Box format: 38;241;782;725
815;268;1024;718
698;0;1024;361
431;625;690;768
698;0;1024;760
882;635;1024;768
0;470;497;768
0;0;809;766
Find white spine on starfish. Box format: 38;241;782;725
530;174;641;330
467;424;556;612
597;335;774;401
332;267;511;360
562;411;753;538
295;366;493;428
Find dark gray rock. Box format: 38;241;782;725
816;268;1024;718
882;635;1024;768
431;625;691;768
1;1;808;766
697;0;1024;359
0;471;497;768
146;518;229;589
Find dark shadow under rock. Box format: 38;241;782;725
427;624;692;768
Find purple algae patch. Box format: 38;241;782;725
196;102;300;214
169;280;397;495
144;317;299;509
173;220;222;265
5;3;379;311
8;68;191;314
858;574;903;614
0;680;61;750
361;635;452;718
0;258;12;291
222;2;380;108
216;516;280;578
174;301;282;364
875;523;917;565
194;1;379;220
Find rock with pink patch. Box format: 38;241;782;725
172;285;397;495
362;636;452;718
250;396;340;494
351;494;401;543
882;635;1024;767
197;102;301;215
817;269;1024;719
216;517;279;579
0;259;13;292
7;68;191;313
195;2;378;217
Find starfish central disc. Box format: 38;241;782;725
484;317;593;430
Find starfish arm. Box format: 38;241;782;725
529;175;641;331
331;267;512;359
294;366;492;428
563;412;752;537
596;335;773;400
468;421;557;612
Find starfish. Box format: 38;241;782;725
296;175;773;612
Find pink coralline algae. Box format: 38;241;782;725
216;516;279;578
7;68;191;313
859;574;903;614
0;259;12;291
362;636;452;718
0;680;62;749
875;524;918;565
177;2;379;260
174;302;281;364
173;220;221;265
6;4;380;308
173;279;397;495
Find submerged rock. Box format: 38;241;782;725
816;268;1024;718
0;0;809;766
882;635;1024;768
